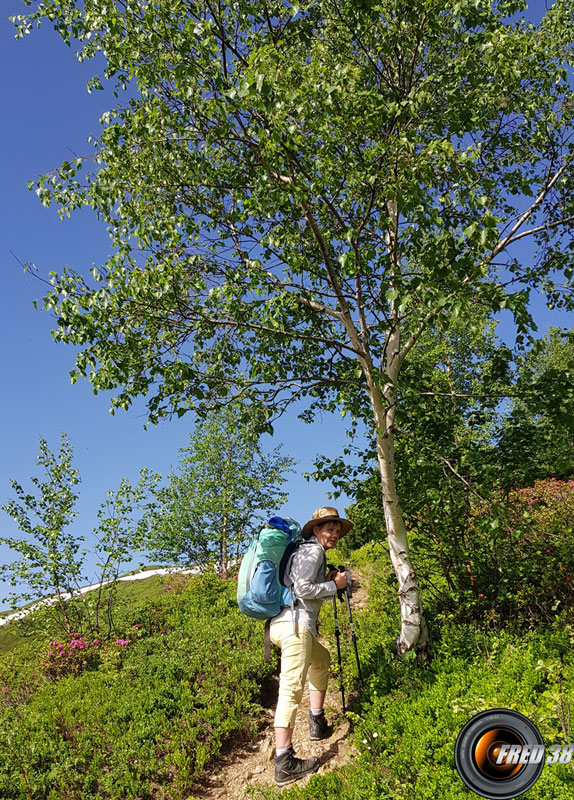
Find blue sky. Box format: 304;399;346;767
1;2;572;608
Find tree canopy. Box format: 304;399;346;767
144;407;294;572
18;0;574;650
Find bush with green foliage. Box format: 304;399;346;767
0;575;274;800
412;478;574;626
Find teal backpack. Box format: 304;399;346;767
237;516;301;621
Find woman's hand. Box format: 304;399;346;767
330;570;347;591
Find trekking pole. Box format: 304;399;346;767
340;566;364;689
332;593;346;714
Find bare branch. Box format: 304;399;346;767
300;199;368;361
502;214;574;248
489;157;572;261
261;268;346;321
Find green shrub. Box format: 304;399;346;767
407;478;574;628
0;574;274;799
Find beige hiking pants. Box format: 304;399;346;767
269;621;330;729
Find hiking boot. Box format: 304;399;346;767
274;745;319;787
309;710;333;740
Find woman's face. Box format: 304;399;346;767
313;520;342;550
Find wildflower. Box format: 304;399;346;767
363;739;368;744
478;593;485;599
372;732;378;738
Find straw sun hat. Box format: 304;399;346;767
301;506;353;540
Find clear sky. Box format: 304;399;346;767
1;3;572;608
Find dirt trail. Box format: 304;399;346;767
189;575;368;799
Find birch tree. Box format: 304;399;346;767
145;408;294;573
18;0;574;651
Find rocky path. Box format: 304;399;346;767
189;574;368;799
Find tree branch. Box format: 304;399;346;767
394;425;486;500
502;214;574;248
489;157;572;261
300;199;368;361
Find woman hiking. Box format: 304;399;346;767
269;506;352;787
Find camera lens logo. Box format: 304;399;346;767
455;709;545;799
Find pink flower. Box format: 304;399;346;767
478;593;485;599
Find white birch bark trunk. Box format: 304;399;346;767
368;377;429;652
302;192;428;652
367;198;429;653
375;411;429;653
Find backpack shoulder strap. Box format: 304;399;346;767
279;538;313;588
264;618;272;663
